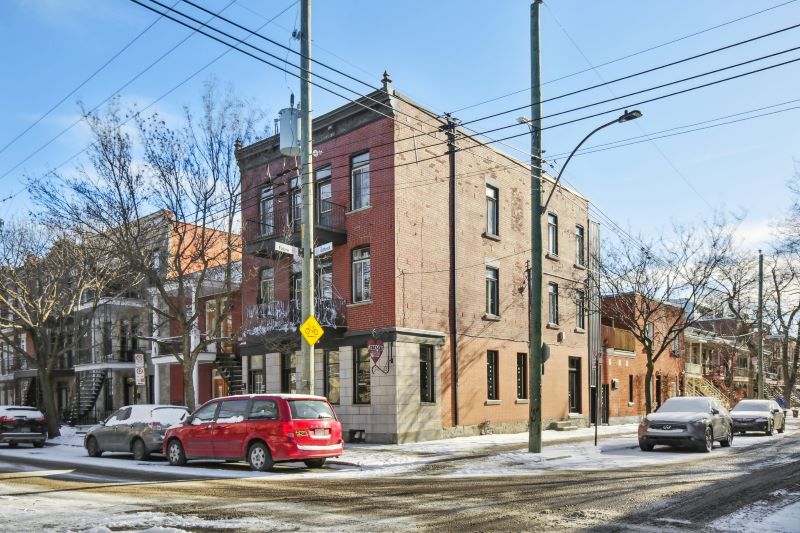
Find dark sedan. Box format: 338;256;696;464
730;399;786;435
85;404;189;460
638;396;733;453
0;406;47;448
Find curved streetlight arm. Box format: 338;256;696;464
540;110;641;214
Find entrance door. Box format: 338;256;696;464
568;357;582;413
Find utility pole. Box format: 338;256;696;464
758;250;764;399
528;0;544;453
300;0;315;394
442;114;460;426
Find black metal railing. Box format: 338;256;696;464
245;297;347;334
245;199;346;245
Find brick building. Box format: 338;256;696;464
601;295;684;424
236;75;593;443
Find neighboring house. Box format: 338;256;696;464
686;317;753;405
0;329;37;407
236;74;594;443
600;295;684;424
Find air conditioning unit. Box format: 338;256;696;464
557;331;566;343
611;378;620;390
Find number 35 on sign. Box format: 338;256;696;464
299;316;324;345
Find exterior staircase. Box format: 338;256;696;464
19;378;37;407
215;352;244;395
685;376;731;409
68;369;106;424
764;382;800;407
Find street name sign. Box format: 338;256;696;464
275;242;299;255
314;242;333;256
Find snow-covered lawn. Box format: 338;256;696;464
1;416;798;480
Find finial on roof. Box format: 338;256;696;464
382;70;393;93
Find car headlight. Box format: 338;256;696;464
690;419;706;427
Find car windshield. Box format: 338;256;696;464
656;398;710;413
732;400;771;412
288;400;335;420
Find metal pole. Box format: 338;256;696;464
300;0;315;394
443;115;460;426
528;0;544;453
758;250;764;399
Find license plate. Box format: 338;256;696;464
314;428;328;437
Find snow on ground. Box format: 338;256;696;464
709;489;800;533
1;417;798;480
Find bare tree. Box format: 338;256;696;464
30;80;265;410
0;221;116;436
599;221;732;413
763;252;800;407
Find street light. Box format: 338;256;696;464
522;108;642;453
540;109;642;214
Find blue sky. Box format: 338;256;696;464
1;0;799;249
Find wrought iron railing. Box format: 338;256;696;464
245;199;346;244
246;297;347;334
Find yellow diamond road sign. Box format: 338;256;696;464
299;315;324;346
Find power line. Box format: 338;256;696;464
0;0;179;158
450;0;799;114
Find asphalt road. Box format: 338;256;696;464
0;432;798;532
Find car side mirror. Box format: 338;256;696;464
773;408;781;414
185;415;194;425
711;408;719;415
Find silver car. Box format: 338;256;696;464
730;399;786;435
85;404;189;460
638;396;733;453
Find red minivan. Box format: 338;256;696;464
163;394;343;471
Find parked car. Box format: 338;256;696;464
163;394;344;471
638;396;733;453
0;406;47;448
730;399;786;435
85;404;189;460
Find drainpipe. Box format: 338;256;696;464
442;115;460;426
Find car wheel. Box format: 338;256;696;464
167;439;187;466
304;458;327;468
7;442;18;449
699;427;713;453
766;421;773;436
720;426;733;447
131;438;150;461
33;441;45;448
247;442;274;472
778;421;785;434
86;437;102;457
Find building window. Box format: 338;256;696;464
324;350;340;404
548;283;559;325
420;345;435;403
354;347;371;404
351;152;370;210
485;267;499;316
317;257;333;300
290;272;302;303
547;213;558;255
249;355;265;394
352;246;371;303
517;353;528;400
486;185;499;236
260;186;274;236
628;375;634;403
671;329;680;355
260;267;274;305
281;353;296;394
487;350;499;400
646;321;654;341
575;225;585;266
575;290;585;330
317;167;332;226
292;187;302;229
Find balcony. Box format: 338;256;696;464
733;367;750;380
245;297;347;335
601;325;637;354
244;199;347;257
685;362;701;376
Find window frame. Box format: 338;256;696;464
354;346;371;404
323;350;340;404
352;246;371;303
485;266;499;316
575;225;585;266
351;152;370;210
547;213;559;256
575;289;585;330
486;185;499;236
487;350;499;401
516;353;528;400
629;374;634;403
548;282;559;325
420;345;435;403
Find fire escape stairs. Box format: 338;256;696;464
215;352;244;395
686;376;732;409
67;369;107;424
